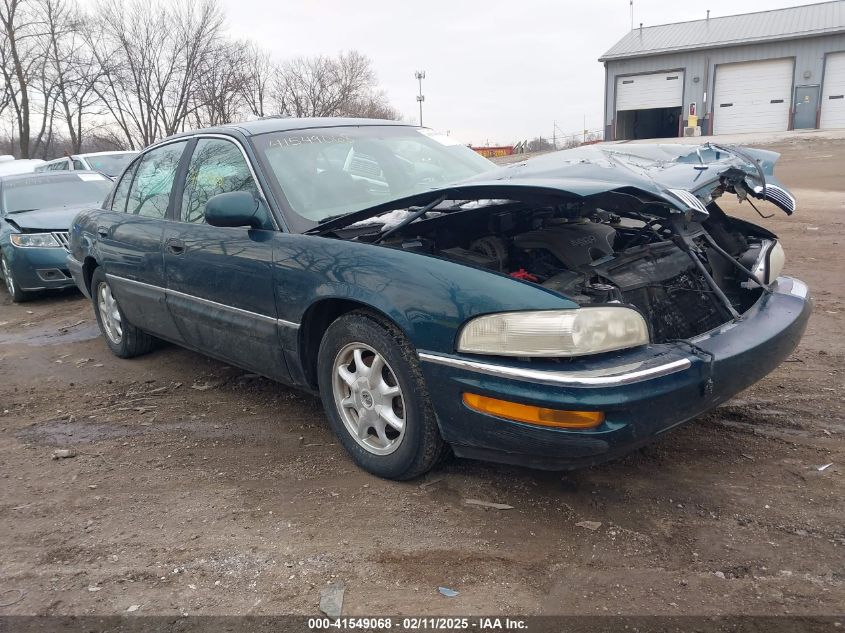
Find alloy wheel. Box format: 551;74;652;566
97;281;123;344
331;342;406;455
1;257;14;296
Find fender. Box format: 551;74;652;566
272;232;577;355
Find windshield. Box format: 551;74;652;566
84;153;137;177
252;126;494;229
2;174;112;213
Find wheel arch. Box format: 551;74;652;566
297;297;407;391
82;256;99;296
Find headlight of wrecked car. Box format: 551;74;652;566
457;307;650;357
10;233;62;248
743;239;785;287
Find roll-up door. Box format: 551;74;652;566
713;59;794;135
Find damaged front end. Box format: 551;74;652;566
311;143;797;346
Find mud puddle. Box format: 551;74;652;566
0;322;99;346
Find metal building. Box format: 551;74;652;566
600;1;845;140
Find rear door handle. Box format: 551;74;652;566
165;238;186;255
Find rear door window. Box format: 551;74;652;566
126;141;188;218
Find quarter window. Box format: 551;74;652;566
126;141;187;218
72;159;85;170
180;138;257;223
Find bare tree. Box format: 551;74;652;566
272;50;397;120
191;38;248;128
2;0;402;158
42;0;99;152
0;0;57;158
342;90;400;120
239;41;273;119
87;0;224;148
160;0;225;135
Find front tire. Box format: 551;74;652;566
1;250;31;303
317;311;446;480
90;267;154;358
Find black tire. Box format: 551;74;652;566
1;250;32;303
317;310;447;480
90;267;154;358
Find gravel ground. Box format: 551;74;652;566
0;136;843;617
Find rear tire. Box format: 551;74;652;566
90;267;154;358
317;311;446;480
1;250;32;303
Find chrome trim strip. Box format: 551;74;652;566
417;352;692;387
106;274;300;329
668;188;709;215
753;184;797;214
106;274;162;294
52;231;70;251
166;286;277;325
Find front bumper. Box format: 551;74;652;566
418;277;811;470
5;244;77;291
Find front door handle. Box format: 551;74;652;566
165;238;186;255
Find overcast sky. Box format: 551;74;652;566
222;0;813;145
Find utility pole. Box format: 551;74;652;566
415;70;426;127
630;0;634;30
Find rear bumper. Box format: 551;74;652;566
418;277;812;470
5;245;76;291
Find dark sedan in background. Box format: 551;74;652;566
1;171;112;302
66;118;810;479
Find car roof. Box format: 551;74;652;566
162;117;413;142
0;170;109;184
76;150;138;158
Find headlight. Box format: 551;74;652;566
10;233;61;248
457;307;650;357
746;239;785;286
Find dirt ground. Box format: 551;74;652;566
0;137;843;618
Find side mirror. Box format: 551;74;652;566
205;191;267;229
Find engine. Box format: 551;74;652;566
430;217;737;342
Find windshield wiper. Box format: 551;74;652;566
317;212;352;224
374;194;447;244
7;208;37;214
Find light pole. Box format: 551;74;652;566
415;70;426;127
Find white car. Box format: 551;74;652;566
0;157;45;176
35;151;137;179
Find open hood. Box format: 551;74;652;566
309;143;795;235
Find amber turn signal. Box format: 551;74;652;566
462;393;604;429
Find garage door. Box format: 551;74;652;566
616;71;684;111
713;59;794;135
820;52;845;129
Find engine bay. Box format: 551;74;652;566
347;195;779;344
